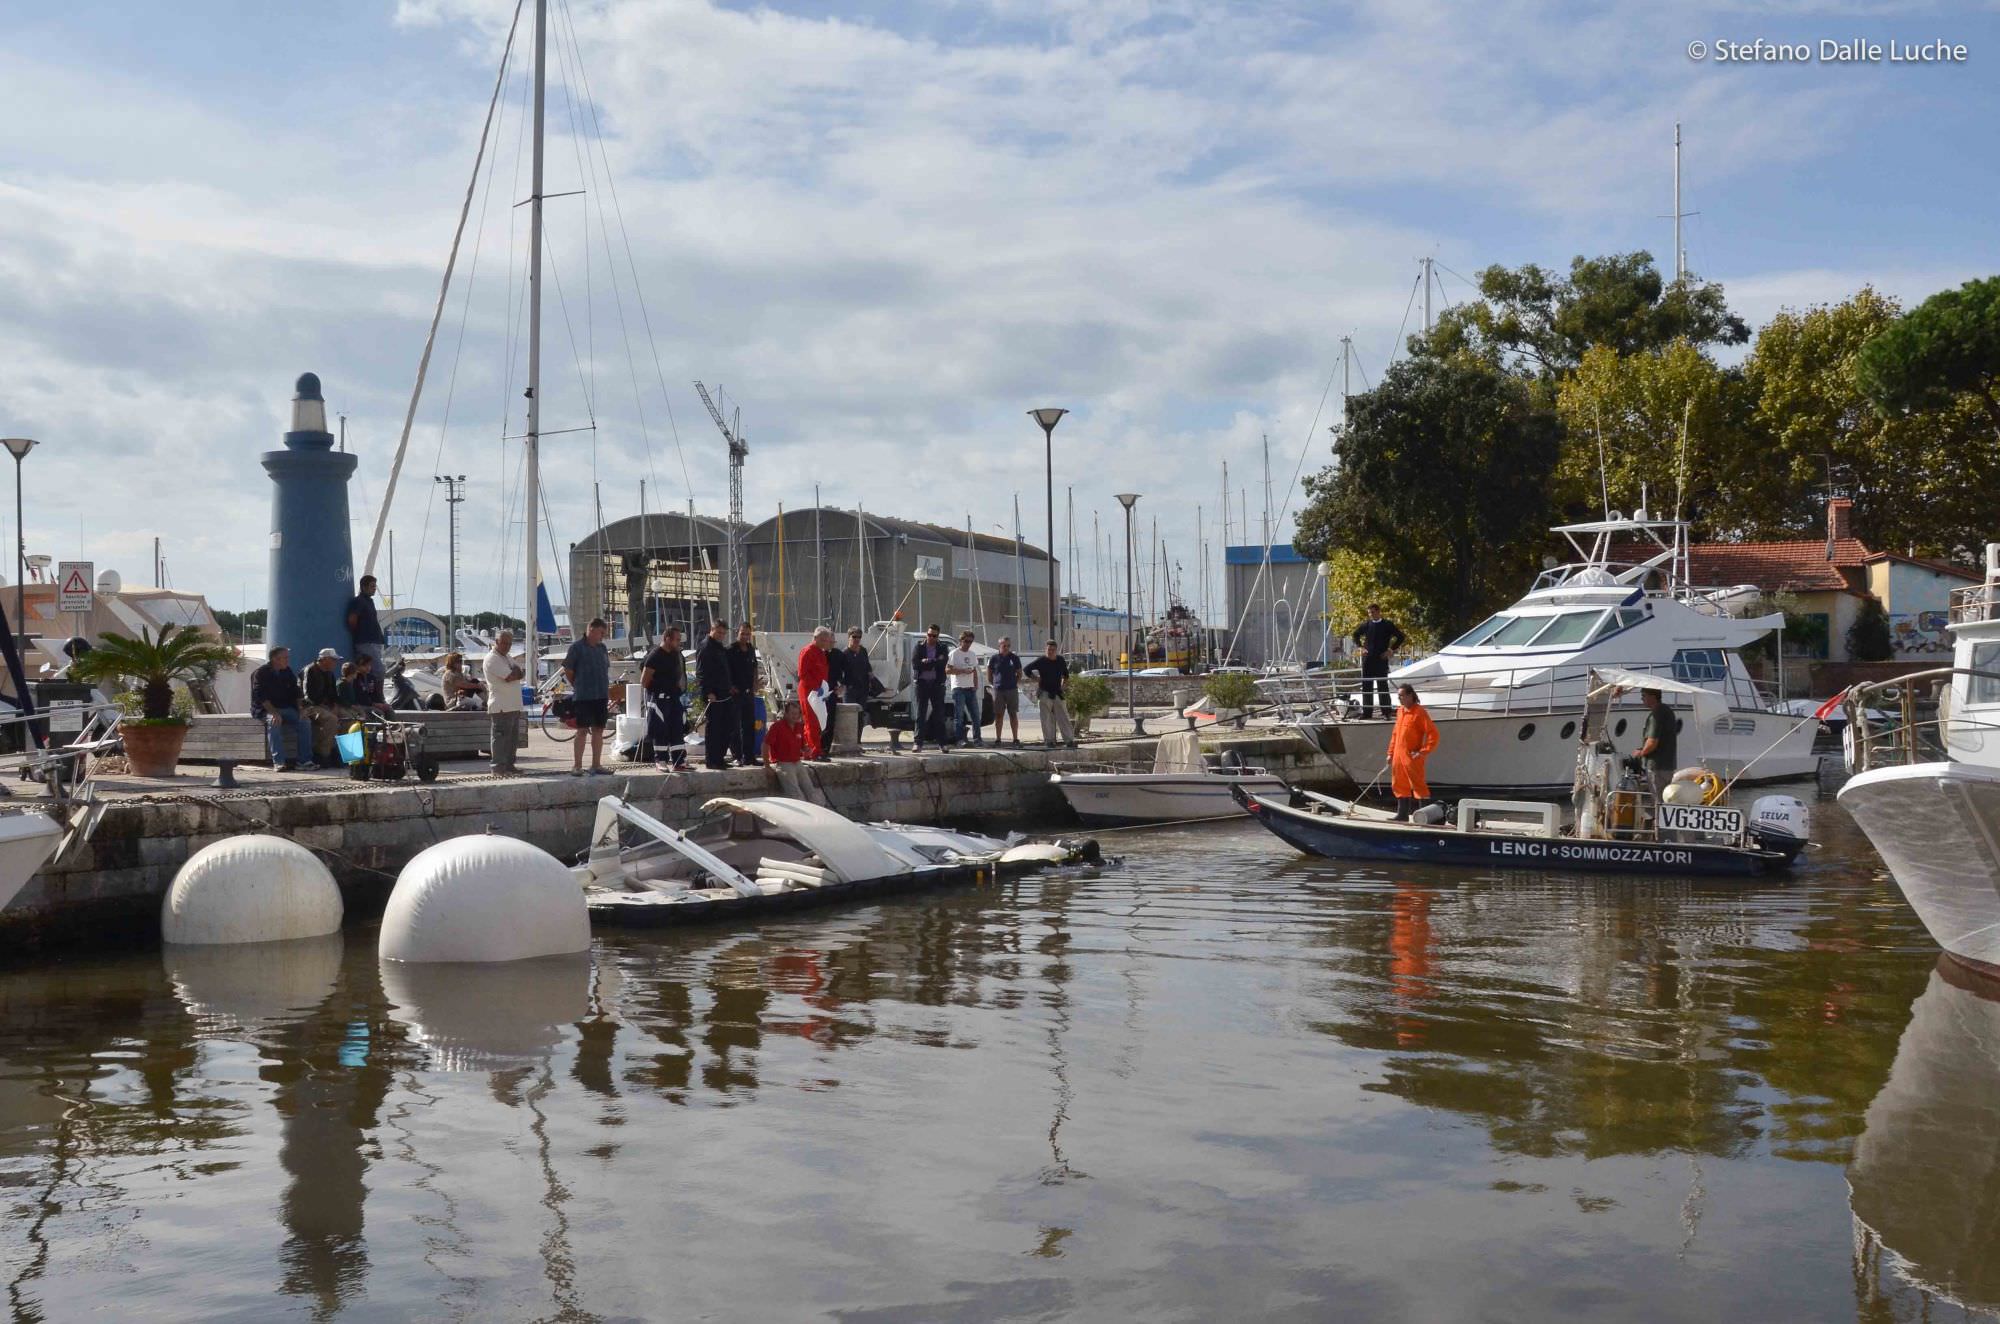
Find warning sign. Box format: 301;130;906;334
57;561;93;613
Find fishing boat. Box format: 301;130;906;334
1050;730;1286;825
1233;668;1812;878
575;795;1099;926
1839;543;2000;979
1270;514;1822;795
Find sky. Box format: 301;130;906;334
3;0;1997;629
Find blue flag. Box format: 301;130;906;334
535;578;559;635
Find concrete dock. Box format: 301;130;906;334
3;721;1337;952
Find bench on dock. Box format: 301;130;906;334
181;710;524;774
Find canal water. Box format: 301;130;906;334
0;785;1988;1321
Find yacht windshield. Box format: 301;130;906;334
1527;611;1606;648
1486;615;1554;646
1450;615;1509;647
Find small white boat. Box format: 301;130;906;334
1050;730;1287;826
1841;544;2000;978
574;795;1097;926
0;812;65;913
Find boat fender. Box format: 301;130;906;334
1409;801;1447;826
1748;795;1811;848
163;835;344;945
380;835;589;963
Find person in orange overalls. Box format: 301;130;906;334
795;627;833;760
1389;683;1438;821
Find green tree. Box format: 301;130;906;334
1323;548;1435;653
1858;275;2000;437
1296;352;1560;639
1846;595;1894;662
1432;252;1748;380
1748;288;1999;556
1553;340;1761;530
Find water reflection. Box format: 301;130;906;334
1850;959;2000;1317
0;797;1985;1320
380;954;592;1073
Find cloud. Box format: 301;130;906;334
0;0;1987;628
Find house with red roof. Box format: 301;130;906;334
1684;499;1976;664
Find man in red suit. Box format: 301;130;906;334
763;700;807;764
795;626;834;759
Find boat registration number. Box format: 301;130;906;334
1657;804;1743;837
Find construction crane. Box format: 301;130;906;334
693;381;749;625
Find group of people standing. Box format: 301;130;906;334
909;626;1078;751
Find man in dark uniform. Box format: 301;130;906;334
841;627;875;747
696;620;734;770
1351;602;1406;720
728;622;761;766
640;625;686;770
821;632;848;759
910;624;951;750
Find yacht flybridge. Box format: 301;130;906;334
1273;514;1822;795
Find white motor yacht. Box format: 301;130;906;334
1840;544;2000;979
1274;514;1822;795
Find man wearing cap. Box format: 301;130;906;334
302;647;343;767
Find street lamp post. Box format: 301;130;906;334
1029;409;1066;647
1115;492;1145;736
1;439;37;649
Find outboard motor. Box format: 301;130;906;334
1748;795;1811;853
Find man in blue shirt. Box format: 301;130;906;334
562;617;613;777
987;636;1024;748
346;576;386;668
250;645;317;771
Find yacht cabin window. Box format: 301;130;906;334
1672;648;1728;684
1968;642;2000;704
1525;610;1606;647
1451;615;1509;647
1616;608;1647;631
1485;615;1553;646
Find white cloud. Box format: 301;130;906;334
0;0;1980;627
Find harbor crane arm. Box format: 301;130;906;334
693;382;748;460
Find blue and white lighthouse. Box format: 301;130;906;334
262;373;357;665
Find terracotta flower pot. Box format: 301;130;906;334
119;720;189;778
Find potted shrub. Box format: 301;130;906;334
1066;674;1113;735
71;624;240;777
1203;672;1260;729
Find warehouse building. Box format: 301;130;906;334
1224;543;1328;667
568;508;1059;643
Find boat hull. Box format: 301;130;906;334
1233;787;1796;877
0;813;63;914
587;853;1054;928
1303;705;1820;796
1052;771;1288;826
1838;761;2000;974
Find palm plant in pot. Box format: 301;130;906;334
70;624;239;777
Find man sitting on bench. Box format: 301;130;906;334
251;645;318;772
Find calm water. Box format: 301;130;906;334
1;785;1989;1322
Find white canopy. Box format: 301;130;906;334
1586;666;1727;731
1152;730;1206;775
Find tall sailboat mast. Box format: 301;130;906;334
523;0;548;684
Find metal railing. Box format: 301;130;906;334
1842;666;1999;773
1951;582;2000;626
1258;660;1779;722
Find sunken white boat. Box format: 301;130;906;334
1050;730;1287;826
1841;544;2000;979
1271;515;1821;795
575;795;1098;927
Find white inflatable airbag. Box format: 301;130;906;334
379;834;589;963
163;835;343;945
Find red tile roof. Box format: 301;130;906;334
1686;539;1871;593
1862;551;1981;581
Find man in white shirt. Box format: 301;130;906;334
947;629;983;747
484;630;527;775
